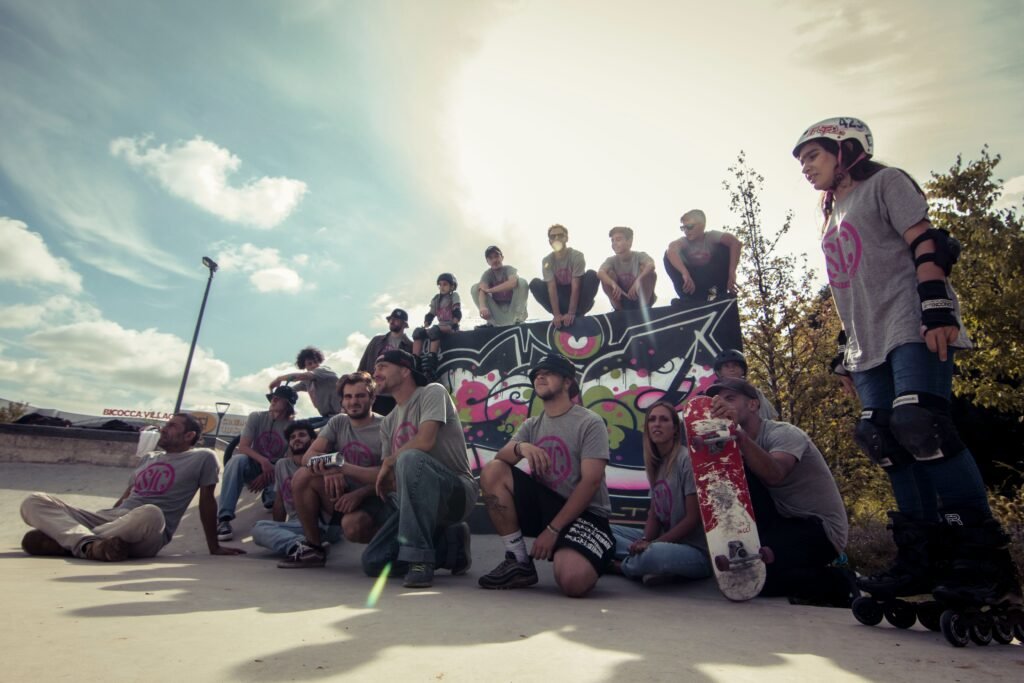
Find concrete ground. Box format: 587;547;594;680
1;461;1021;682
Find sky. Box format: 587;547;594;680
1;0;1022;419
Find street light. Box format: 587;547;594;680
213;401;230;450
173;256;219;414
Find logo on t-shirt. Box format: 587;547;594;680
651;479;673;528
133;462;176;496
280;475;294;509
341;440;377;467
392;421;418;451
534;435;572;489
616;272;637;290
254;431;287;461
822;220;862;289
554;266;573;286
490;271;512;303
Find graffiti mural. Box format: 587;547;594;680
436;299;742;530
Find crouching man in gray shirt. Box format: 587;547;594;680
20;413;246;561
477;352;615;597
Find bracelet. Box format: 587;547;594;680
546;524;561;536
513;441;523;458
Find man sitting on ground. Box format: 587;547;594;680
477;352;615;597
277;372;389;568
707;377;855;606
20;413;245;561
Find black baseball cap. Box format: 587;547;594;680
266;385;299;405
705;378;760;401
529;352;580;398
376;349;428;386
485;245;503;258
386;308;409;325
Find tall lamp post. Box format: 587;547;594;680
213;401;230;450
174;256;219;414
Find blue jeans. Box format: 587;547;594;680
251;519;342;556
361;450;467;575
851;344;989;520
612;525;712;580
217;454;276;521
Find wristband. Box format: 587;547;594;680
546;524;561;536
917;280;959;331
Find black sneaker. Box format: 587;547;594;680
277;541;326;568
403;563;435;588
216;519;233;542
478;552;538;589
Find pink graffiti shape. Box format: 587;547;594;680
341;441;376;467
822;220;862;289
535;435;573;489
133;462;176;496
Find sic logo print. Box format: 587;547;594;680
822;220;862;288
133;462;176;496
533;435;573;489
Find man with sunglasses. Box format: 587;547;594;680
528;224;599;328
664;209;742;306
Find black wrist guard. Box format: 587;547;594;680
830;329;849;376
917;280;959;331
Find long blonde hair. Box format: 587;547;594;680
643;401;684;487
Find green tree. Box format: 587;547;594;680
926;148;1024;416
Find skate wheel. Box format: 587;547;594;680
714;555;730;572
992;617;1014;645
759;546;775;565
969;618;993;646
852;596;884;627
940;610;970;647
916;602;943;632
884;600;917;629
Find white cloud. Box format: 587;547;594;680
0;295;100;329
215;242;311;294
0;217;83;292
996;175;1024;210
110;135;308;229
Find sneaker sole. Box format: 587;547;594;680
478;574;539;590
277;561;326;569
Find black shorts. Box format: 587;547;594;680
510;467;615;574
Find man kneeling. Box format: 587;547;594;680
477;353;615;597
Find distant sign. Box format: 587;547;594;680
101;407;247;436
102;408;175;420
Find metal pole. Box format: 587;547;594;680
174;259;218;414
213;402;230;450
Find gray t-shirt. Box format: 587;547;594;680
754;386;778;421
381;384;478;519
319;413;385;489
274;457;301;520
429;292;461;325
513;405;611;517
824;168;971;372
650;447;707;553
294;366;341;417
241;411;292;462
754;420;849;553
599;251;653;290
677;230;725;267
113;448;219;544
480;265;518;304
542;247;586;286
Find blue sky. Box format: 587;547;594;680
1;0;1022;418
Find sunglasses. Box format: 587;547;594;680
548;233;567;240
680;223;698;231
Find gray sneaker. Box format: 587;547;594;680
478;552;538;589
277;541;326;568
403;563;435;588
216;519;233;542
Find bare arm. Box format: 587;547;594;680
665;238;692;279
736;432;797;487
720;233;742;292
199;485;246;555
114;484;133;507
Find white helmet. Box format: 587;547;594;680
792;117;873;158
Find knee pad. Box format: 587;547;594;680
425;326;443;342
853;410;913;469
890;393;966;462
412;326;428;341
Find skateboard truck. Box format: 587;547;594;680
715;540;774;572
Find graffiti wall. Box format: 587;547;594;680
437;299;742;530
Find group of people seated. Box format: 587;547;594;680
18;331;855;606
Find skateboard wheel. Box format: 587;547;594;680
759;546;774;565
940;610;970;647
714;555;730;572
916;602;942;632
851;596;883;627
884;600;917;629
992;617;1014;645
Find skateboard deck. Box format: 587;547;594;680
683;395;768;601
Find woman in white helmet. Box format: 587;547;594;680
792;117;1019;616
